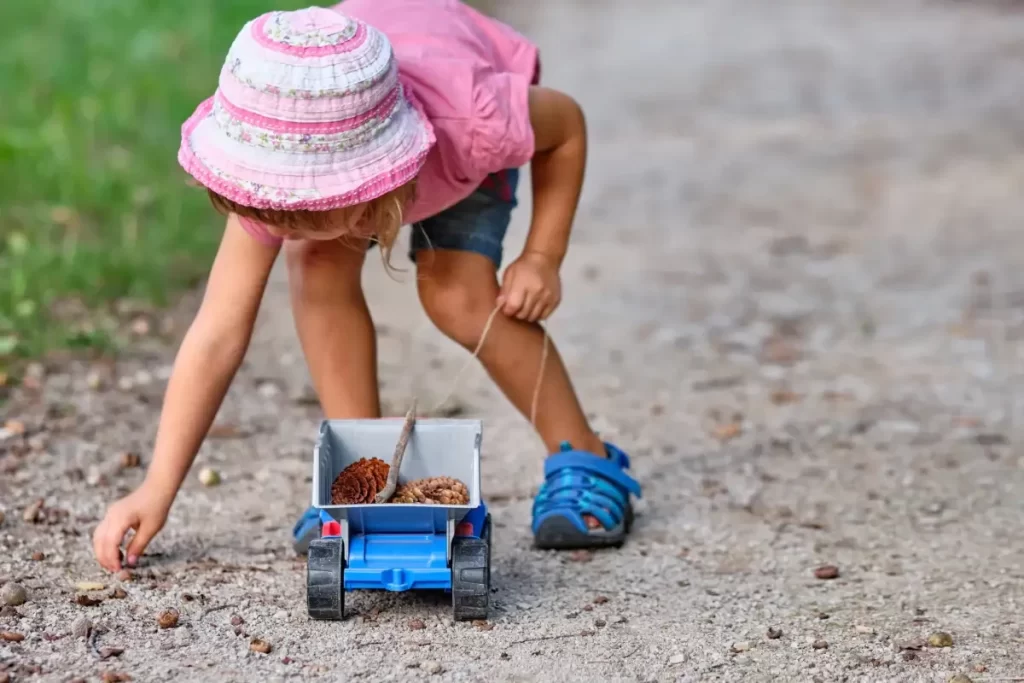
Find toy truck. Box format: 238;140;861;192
305;417;492;622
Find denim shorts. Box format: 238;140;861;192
407;167;520;269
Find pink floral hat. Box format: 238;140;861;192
178;6;435;211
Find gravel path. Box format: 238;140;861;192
4;0;1024;681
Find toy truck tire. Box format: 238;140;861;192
307;537;345;620
451;513;491;622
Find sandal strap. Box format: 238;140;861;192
542;450;642;499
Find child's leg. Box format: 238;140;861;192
285;237;379;553
416;249;603;456
284;237;380;419
410;169;641;549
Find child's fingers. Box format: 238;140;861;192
526;294;548;322
125;519;161;566
516;290;539;320
94;517;130;572
500;280;526;316
537;298;556;321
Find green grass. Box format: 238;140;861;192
0;0;310;369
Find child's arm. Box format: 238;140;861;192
93;215;279;572
498;85;586;322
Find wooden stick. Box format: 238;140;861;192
375;400;416;503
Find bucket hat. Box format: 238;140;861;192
178;6;435;211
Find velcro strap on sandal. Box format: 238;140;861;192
543;451;642;499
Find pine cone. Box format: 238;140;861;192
330;458;390;504
390;476;469;505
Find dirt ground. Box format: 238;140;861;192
3;0;1024;681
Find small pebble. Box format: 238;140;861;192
593;595;609;605
902;651;918;661
86;467;106;487
22;499;44;523
767;627;783;639
0;631;25;642
31;551;45;561
85;371;104;390
157;608;180;629
71;616;92;639
75;581;106;592
130;317;151;336
731;641;751;653
408;618;425;630
812;639;829;650
473;620;494;631
814;565;840;580
119;452;142;469
855;624;875;634
101;673;131;683
973;664;987;673
74;594;102;607
198;467;221;487
668;654;686;665
257;381;280;399
250;638;272;654
0;510;5;526
420;660;442;674
1;583;27;607
230;615;244;627
948;675;973;683
594;619;606;628
928;631;954;648
111;588;128;599
568;550;593;563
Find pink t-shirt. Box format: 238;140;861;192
237;0;539;246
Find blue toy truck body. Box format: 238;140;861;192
306;418;491;621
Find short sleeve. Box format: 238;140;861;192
467;69;535;176
237;215;282;247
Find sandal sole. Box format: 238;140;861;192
532;503;634;550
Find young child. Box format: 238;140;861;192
92;0;641;573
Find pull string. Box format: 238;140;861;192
426;302;549;427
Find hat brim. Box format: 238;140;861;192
177;81;435;212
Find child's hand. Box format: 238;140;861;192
92;486;171;572
497;250;562;322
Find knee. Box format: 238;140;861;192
285;239;365;301
418;278;497;350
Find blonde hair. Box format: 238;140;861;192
207;180;417;271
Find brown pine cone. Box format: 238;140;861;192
390;476;469;505
330;458;390;504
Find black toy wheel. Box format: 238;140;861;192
451;513;491;622
307;537;345;620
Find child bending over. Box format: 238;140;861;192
93;0;641;572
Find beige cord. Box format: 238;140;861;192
428;302;549;427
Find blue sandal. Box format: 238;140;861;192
532;442;642;549
292;506;323;555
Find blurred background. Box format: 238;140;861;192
0;1;317;370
